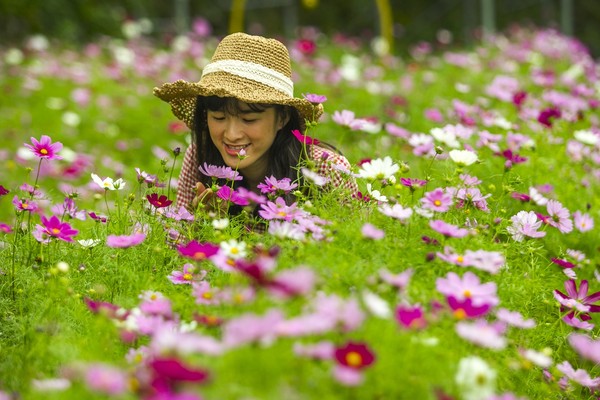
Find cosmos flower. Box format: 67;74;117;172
24;135;63;160
33;215;78;243
146;193;173;209
291;129;320;145
506;210;546;241
91;173;126;191
106;233;146;248
257;176;298;195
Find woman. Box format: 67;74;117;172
154;32;357;213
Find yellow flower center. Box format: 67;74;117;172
202;292;213;299
434;200;442;206
456;256;464;264
231;247;239;254
51;228;60;235
40;148;48;155
277;211;287;217
463;290;471;298
193;252;206;260
183;273;193;281
453;309;467;319
150;294;157;300
233;293;244;304
345;352;363;367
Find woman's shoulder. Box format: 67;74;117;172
310;144;352;168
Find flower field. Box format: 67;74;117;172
1;25;600;400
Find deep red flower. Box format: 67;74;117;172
551;258;576;269
334;341;375;370
295;39;316;56
147;193;173;209
538;106;561;127
512;91;527;108
0;185;9;196
149;357;209;394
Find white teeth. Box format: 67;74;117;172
227;144;248;150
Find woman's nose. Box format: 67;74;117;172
224;118;244;141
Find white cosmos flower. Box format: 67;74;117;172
430;127;460;148
78;239;102;248
522;348;553;368
366;183;387;203
212;218;229;230
573;129;599;146
361;290;391;318
301;167;329;186
91;173;126;191
449;149;478;166
455;356;496;400
219;239;247;260
357;156;399;181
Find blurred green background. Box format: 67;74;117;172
1;0;599;56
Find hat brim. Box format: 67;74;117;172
154;76;323;131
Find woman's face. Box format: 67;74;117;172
207;102;287;182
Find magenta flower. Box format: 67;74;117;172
106;233;146;248
421;188;453;212
235;186;267;205
553;279;600;314
198;163;242;181
177;240;219;261
334;342;375;375
400;177;427;190
215;185;250;206
291;129;320;145
24;135;63;160
0;223;12;233
146;193;173;209
447;296;493;319
0;185;9;196
496;149;528;169
429;219;469;238
546;199;573;233
149;357;209;393
396;304;426;329
537;106;561;127
33;215;78;243
551;258;576;269
12;195;38;212
302;93;327;104
506;210;546;241
257;176;298;195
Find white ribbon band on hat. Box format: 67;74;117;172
201;59;294;97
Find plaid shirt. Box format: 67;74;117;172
176;142;358;210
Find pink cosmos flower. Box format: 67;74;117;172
556;361;600;388
33;215;78;243
24;135;63;160
546;199;573;233
563;312;594;331
198;163;242;181
436;271;499;308
506;210;546;241
568;333;600;364
447;296;493;319
573;210;594;232
106;233;146;248
378;203;413;221
235;186;267;205
421;188;453;212
429;220;469;238
222;309;284;348
293;341;335;360
84;364;128;395
148;357;209;394
139;291;173;318
168;263;206;284
463;249;505;274
258;198;303;222
177;240;219;261
291;129;320;145
192;281;219;305
0;223;12;233
302;93;327;104
454;188;490;212
455;320;507;349
269;266;316;299
12;195;38;212
332;110;366;130
267;220;306;240
496;308;536;329
379;268;413;291
553;279;600;314
361;223;384;240
51;198;86;221
257;176;298;195
400;177;427;190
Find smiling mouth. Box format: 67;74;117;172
224;143;250;155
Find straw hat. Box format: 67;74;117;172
154;32;323;130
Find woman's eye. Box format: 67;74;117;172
242;118;257;123
211;115;225;121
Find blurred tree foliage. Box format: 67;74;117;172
1;0;599;56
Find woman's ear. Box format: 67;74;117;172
277;107;292;130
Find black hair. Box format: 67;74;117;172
192;96;306;210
